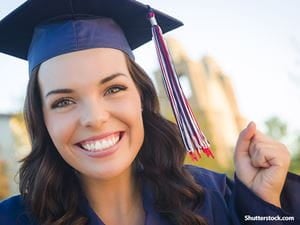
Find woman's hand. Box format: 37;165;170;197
234;122;291;207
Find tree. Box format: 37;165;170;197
290;134;300;174
264;116;287;141
264;116;300;174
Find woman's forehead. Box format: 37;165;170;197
38;48;130;90
40;48;128;75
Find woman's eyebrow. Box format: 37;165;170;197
45;73;128;98
45;88;73;98
100;73;127;84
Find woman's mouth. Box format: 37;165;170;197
77;132;123;152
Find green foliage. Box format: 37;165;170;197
264;116;300;174
289;135;300;174
265;116;287;141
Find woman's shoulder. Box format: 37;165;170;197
0;195;32;225
184;164;232;194
0;195;24;213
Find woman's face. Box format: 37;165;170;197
38;48;144;180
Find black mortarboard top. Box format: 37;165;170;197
0;0;183;73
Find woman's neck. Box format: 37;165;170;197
80;167;145;225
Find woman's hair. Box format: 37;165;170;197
20;55;207;225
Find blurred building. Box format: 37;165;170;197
154;38;246;170
0;113;18;196
0;159;9;199
0;113;30;198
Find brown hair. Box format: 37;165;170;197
19;56;207;225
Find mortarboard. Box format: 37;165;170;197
0;0;182;73
0;0;213;159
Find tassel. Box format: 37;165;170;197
147;8;214;160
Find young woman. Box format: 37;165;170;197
0;0;299;225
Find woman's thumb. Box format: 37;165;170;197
235;121;256;156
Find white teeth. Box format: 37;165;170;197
81;134;120;152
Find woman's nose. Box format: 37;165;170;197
80;100;110;129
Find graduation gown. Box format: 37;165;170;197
0;165;299;225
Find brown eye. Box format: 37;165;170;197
104;86;127;95
51;98;75;109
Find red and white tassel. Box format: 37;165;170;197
148;8;214;160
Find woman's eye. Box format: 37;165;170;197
105;86;127;95
51;98;75;109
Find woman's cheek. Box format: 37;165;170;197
46;112;78;149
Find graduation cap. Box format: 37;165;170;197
0;0;213;159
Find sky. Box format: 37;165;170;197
1;0;300;134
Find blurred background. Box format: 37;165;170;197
1;0;300;199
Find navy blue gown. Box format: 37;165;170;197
1;165;299;225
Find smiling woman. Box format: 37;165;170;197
39;48;144;181
0;0;300;225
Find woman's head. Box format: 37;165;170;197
26;47;159;182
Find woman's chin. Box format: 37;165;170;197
78;163;133;182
